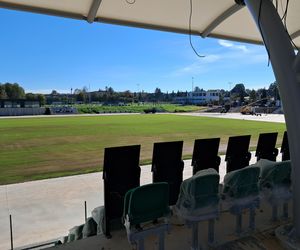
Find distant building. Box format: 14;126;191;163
0;99;40;108
174;89;220;105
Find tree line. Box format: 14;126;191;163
0;82;280;106
227;82;280;105
0;83;46;105
46;87;189;104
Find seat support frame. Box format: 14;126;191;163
125;222;170;250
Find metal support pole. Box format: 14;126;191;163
84;201;87;223
244;0;300;238
10;214;13;250
249;207;255;230
283;203;289;220
158;233;165;250
208;219;215;244
272;205;278;221
138;238;144;250
191;222;199;250
236;214;242;235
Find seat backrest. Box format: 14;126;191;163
225;135;251;172
176;168;220;213
103;145;141;183
152;141;183;169
255;132;278;160
123;183;170;226
152;141;184;205
102;145;141;236
257;159;291;189
192;138;220;173
225;135;251;161
223;166;260;199
281;131;290;161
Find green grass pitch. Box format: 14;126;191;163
0;114;286;184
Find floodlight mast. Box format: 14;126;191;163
239;0;300;238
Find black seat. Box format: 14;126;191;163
152;141;184;205
281;131;290;161
256;132;278;161
225;135;251;173
102;145;141;238
192;138;221;174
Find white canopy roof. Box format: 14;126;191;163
0;0;299;47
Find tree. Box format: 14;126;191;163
107;87;114;95
73;89;81;95
194;86;201;92
261;88;267;99
82;86;89;93
124;90;131;97
25;93;36;101
231;83;246;95
76;92;86;102
249;89;257;102
154;87;162;101
51;90;58;95
268;82;280;100
0;84;7;99
37;94;46;106
257;88;268;105
4;83;25;99
231;83;247;103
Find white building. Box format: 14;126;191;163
174;89;220;105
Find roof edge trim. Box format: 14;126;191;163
0;1;84;21
97;16;263;45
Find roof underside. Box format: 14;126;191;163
0;0;299;47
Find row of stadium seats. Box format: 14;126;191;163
64;132;289;245
102;131;289;237
123;160;291;250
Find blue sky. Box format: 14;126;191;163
0;8;275;94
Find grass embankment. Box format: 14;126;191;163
0;114;286;185
75;103;204;114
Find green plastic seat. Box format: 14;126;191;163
255;159;292;220
257;159;291;189
123;182;170;226
175;168;220;249
222;166;260;235
123;183;171;250
223;166;260;200
175;168;220;218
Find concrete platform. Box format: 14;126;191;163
0;112;286;124
48;215;289;250
175;112;286;123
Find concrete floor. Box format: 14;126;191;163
175;112;286;123
0;113;286;249
48;215;289;250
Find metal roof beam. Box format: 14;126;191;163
291;30;300;40
87;0;102;23
201;4;244;38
